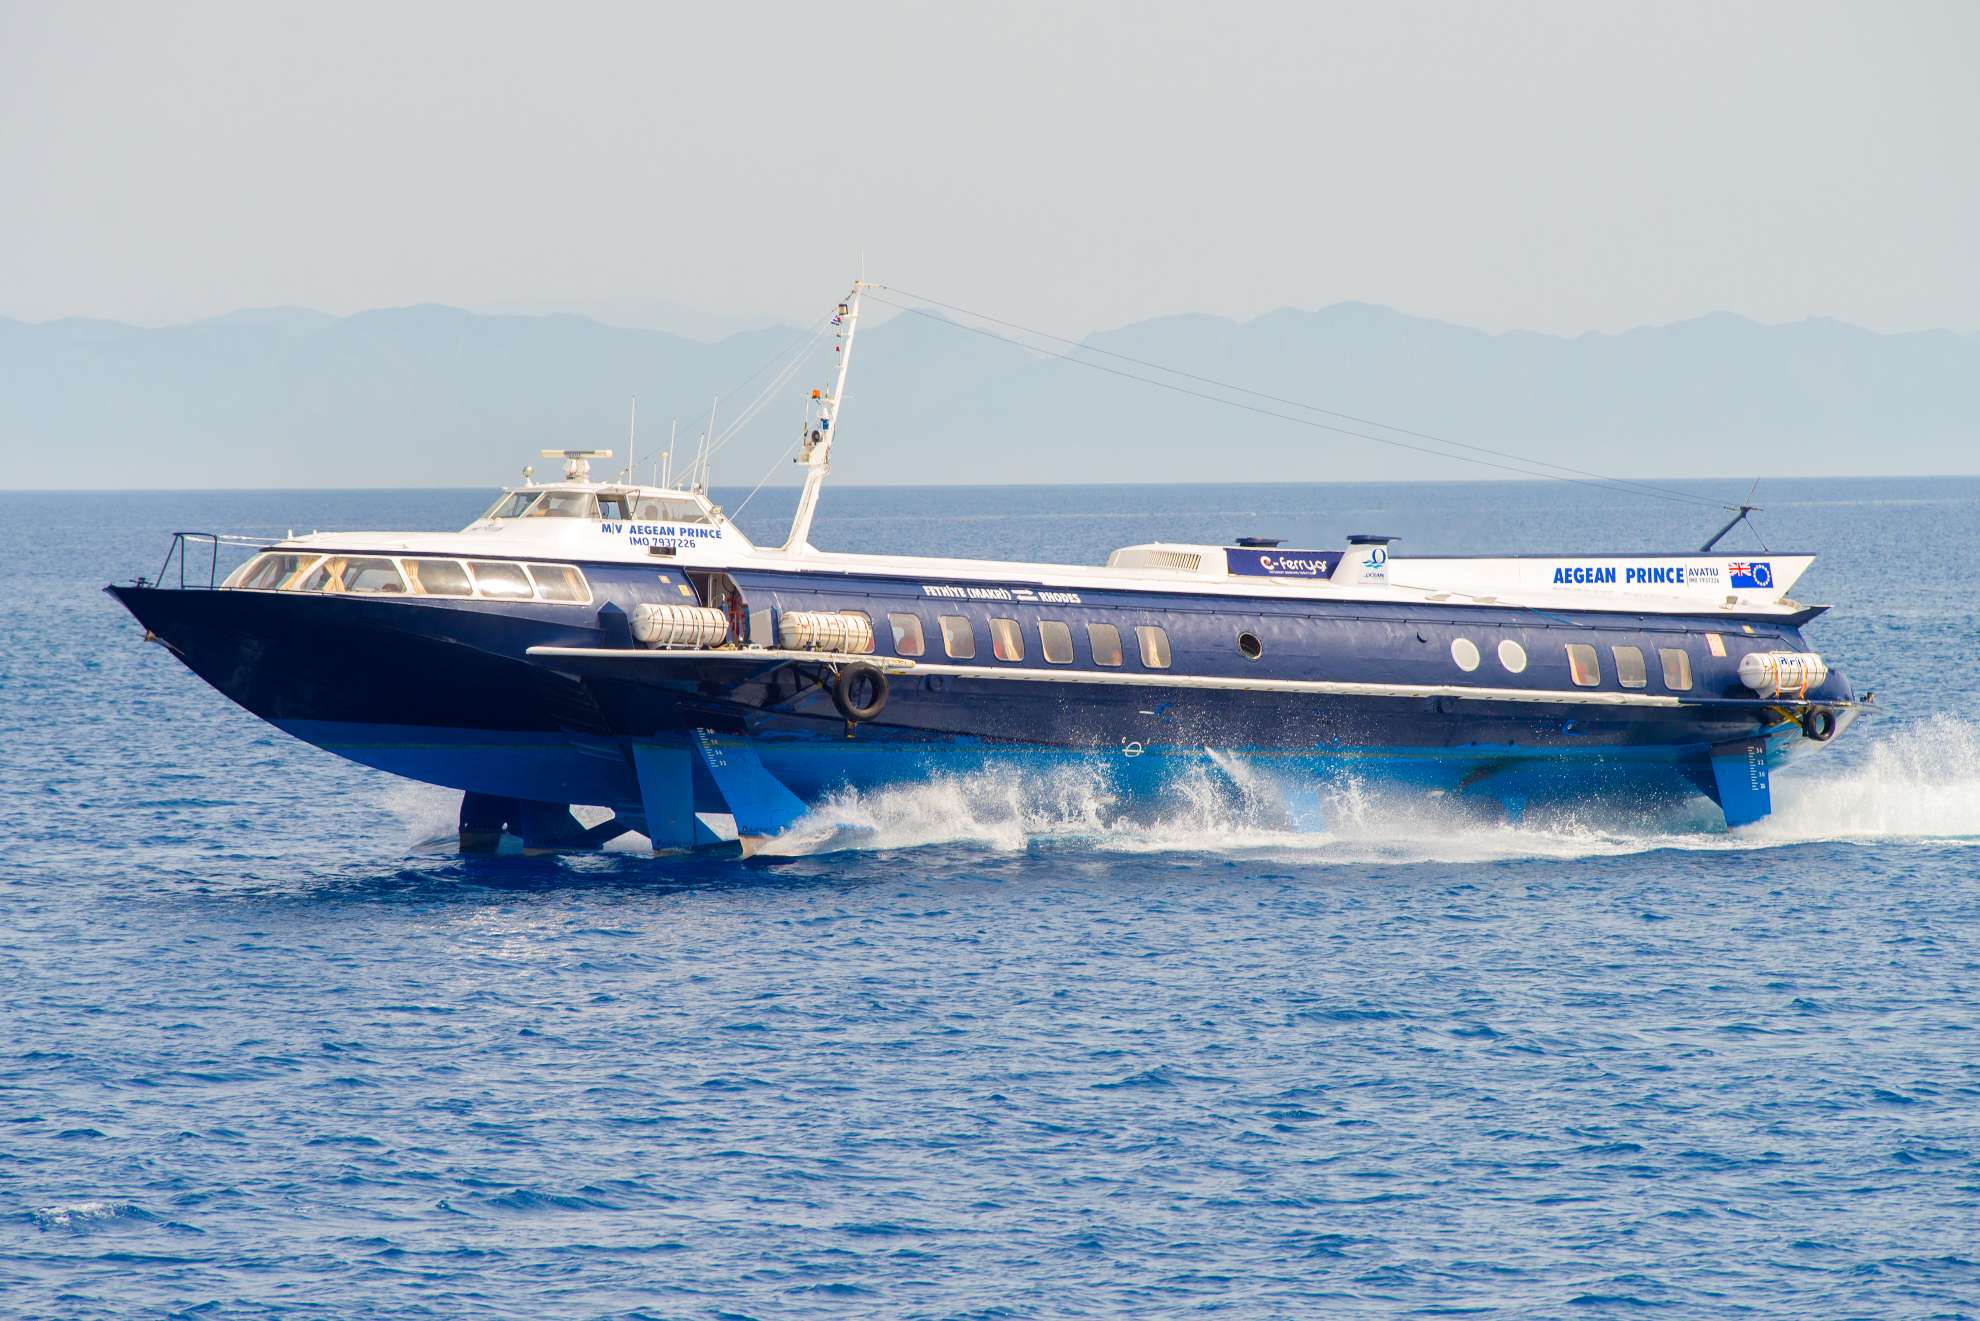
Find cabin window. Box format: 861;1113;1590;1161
940;614;976;659
1136;625;1172;670
1705;632;1727;657
1451;637;1481;672
888;612;925;657
1237;630;1263;661
1039;620;1073;664
1612;645;1648;689
989;617;1024;662
1087;622;1123;667
1566;643;1601;687
1497;639;1527;674
342;558;407;594
467;560;534;599
1660;647;1693;691
236;552;315;591
403;558;473;597
527;563;591;604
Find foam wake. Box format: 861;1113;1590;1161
764;717;1980;863
384;719;1980;865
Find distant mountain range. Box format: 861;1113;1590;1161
2;301;1974;489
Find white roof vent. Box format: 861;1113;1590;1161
1107;544;1205;572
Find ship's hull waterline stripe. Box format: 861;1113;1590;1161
527;645;1690;709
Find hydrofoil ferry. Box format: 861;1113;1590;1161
108;283;1866;854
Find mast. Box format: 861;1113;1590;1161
783;282;862;553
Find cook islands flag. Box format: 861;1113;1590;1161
1728;561;1773;589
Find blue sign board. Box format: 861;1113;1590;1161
1224;547;1335;579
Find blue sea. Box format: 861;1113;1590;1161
5;479;1979;1318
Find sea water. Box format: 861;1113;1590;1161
3;479;1978;1317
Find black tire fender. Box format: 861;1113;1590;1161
832;663;889;722
1801;706;1837;742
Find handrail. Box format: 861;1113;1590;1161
153;532;224;589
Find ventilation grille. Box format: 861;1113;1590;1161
1107;547;1204;572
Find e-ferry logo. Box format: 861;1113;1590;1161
1225;548;1334;578
1552;562;1726;587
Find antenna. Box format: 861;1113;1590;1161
699;396;719;491
661;418;676;489
623;397;637;482
1700;479;1764;552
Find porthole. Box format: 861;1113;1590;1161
1237;630;1263;661
1497;639;1528;674
1451;637;1481;672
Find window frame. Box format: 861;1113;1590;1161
988;616;1025;663
939;614;976;660
1135;624;1172;670
1087;621;1123;667
1660;646;1694;691
1565;642;1602;687
526;562;593;605
466;560;536;600
888;612;926;658
402;557;475;598
1039;619;1073;664
1612;644;1648;689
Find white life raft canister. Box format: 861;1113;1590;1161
777;610;875;654
631;602;731;648
1737;651;1829;697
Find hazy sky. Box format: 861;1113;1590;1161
3;1;1976;338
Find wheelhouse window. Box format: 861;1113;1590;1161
1039;620;1073;664
632;497;712;524
989;617;1024;662
1660;647;1693;691
1135;625;1172;670
1566;643;1601;687
1087;622;1123;667
889;612;925;657
527;563;591;604
529;491;600;519
403;558;473;597
467;560;534;599
940;614;976;659
483;490;539;520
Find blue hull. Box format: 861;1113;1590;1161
107;573;1857;849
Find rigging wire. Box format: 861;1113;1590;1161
866;285;1733;512
699;318;834;471
623;311;834;480
729;429;809;523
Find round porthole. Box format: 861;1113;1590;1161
1237;630;1263;660
1451;637;1481;672
1498;639;1528;674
